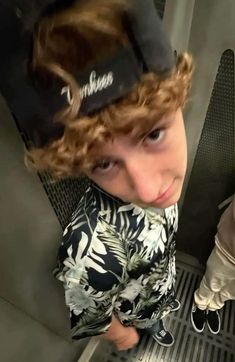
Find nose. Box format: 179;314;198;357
126;159;162;204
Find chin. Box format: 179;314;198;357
155;198;177;209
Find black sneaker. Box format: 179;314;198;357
191;304;206;333
169;299;181;312
147;319;174;347
206;310;221;334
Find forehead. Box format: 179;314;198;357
85;108;181;164
98;134;138;156
90;120;161;158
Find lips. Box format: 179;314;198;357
129;179;176;207
154;180;175;204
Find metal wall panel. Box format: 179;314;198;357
0;297;79;362
0;94;86;361
164;0;235;263
177;50;234;263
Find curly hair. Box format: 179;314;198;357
26;0;194;178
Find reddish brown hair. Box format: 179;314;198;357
26;0;193;178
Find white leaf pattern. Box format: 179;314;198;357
55;184;178;339
75;231;89;260
86;258;107;274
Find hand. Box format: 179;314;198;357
101;315;139;351
113;326;139;351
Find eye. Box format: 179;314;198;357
146;128;165;144
93;159;116;174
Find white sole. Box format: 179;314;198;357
170;306;181;312
207;321;220;335
190;310;205;333
151;335;175;347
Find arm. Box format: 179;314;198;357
55;221;139;350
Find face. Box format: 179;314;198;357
85;108;187;209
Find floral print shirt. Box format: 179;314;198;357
55;184;178;340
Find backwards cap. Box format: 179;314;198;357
0;0;175;147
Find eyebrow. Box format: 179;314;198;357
131;124;159;143
89;115;170;164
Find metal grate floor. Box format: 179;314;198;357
89;260;235;362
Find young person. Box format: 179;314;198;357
191;196;235;335
26;0;193;351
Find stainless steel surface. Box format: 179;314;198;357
163;0;196;52
177;49;234;262
0;94;85;361
0;297;78;362
168;0;235;208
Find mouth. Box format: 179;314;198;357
153;180;175;205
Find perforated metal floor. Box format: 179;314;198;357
88;260;235;362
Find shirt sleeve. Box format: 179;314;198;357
54;215;124;340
